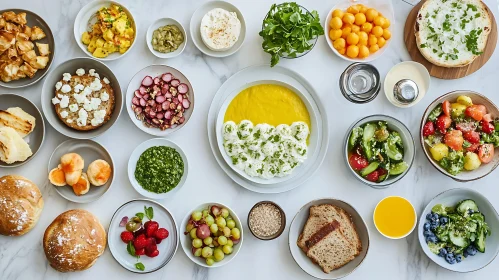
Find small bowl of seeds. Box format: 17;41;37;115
248;201;286;240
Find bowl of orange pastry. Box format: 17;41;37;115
48;139;113;203
325;1;394;62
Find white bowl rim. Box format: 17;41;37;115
373;196;417;239
146;17;187;59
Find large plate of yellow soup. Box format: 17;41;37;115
216;80;319;185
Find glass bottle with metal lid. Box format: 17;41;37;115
339;63;381;104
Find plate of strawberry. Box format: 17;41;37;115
421;91;499;181
108;199;179;273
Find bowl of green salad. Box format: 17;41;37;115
344;115;415;188
418;188;499;272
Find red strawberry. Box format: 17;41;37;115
145;244;158;255
365;170;379;182
154;228;169;240
133;234;148;250
456;122;477;132
422;121;435;137
120;231;134;243
466;143;480;153
436;115;452;134
146;249;159;258
155;237;163;244
481;120;495;134
136;248;145;256
147;237;156;246
463;131;480;144
145;221;159;238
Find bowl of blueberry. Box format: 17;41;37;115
418;188;499;272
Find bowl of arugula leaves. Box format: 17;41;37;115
259;2;324;67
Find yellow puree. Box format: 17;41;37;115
224;84;311;128
374;197;416;238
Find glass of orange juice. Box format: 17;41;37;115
373;196;417;239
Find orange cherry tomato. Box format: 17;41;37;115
478;144;495;163
444;130;464;151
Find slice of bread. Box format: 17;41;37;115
0;126;32;164
0;107;35;138
306;221;357;273
336;207;362;255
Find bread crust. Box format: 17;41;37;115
0;175;43;236
43;209;106;272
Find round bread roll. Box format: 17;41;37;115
87;159;112;186
0;175;44;236
43;209;106;272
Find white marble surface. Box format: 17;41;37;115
1;0;499;279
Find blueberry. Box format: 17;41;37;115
433;213;440;220
438;248;447;257
428;236;438;243
426;213;433;220
466;246;477;256
430;225;438;231
424;230;433;237
448;257;456;264
456;254;462;263
463;251;469;258
423;222;431;230
440;217;448;224
446;252;454;258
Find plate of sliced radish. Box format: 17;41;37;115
126;65;194;136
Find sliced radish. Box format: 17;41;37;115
162;101;170;111
178;83;188;94
134;106;142;113
173;98;179;105
170;79;180;87
179;117;185;124
182;99;190;109
164;111;172;119
139;86;147;95
165;92;172;98
153;77;160;85
156;104;163;112
162;73;173;82
178;94;183;103
134;90;143;98
143;93;150;100
149;111;156;118
139;98;146;107
156;96;166;103
132;97;139;105
142;76;153;87
147;99;156;107
156;113;164;120
161;84;169;94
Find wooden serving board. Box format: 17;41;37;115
404;0;497;79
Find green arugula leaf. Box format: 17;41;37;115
144;206;154;220
135;262;145;271
127;242;136;257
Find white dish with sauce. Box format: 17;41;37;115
384;61;430;108
146;18;187;59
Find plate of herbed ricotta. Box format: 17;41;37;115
215;79;319;185
415;0;492;68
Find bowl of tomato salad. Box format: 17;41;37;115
421;91;499;182
344;115;415;188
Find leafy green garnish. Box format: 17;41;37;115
465;28;484;55
135;212;144;220
127;242;136;257
259;2;324;67
144;206;154;220
420;43;428;48
428;104;442;121
135;263;145;271
439;150;464;175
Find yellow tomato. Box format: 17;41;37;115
358;31;368;45
382;18;391;29
361;22;373;33
347;32;360;45
332;9;344;18
341;26;352;39
338;48;346;55
368;34;378;46
366;8;379;22
329;29;343;41
369;44;379;53
378;37;386;48
347;5;360;14
333;38;346;50
330;17;343;30
346;45;359;58
355;13;367;25
383;29;391;40
358;45;370;58
359;5;368;14
372;26;384;37
351;24;360;34
374;16;386;27
342;13;355;24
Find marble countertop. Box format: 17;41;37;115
1;0;499;279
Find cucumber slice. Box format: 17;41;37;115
385;141;403;161
471;212;485;222
348;127;363;151
362;123;376;144
456;199;479;215
475;228;486;253
389;162;408;175
360;162;379;176
362;141;373;160
449;230;469;248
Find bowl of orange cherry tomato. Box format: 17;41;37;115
325;1;394;61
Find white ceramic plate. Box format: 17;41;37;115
74;0;137;61
289;198;370;279
125;65;194;137
190;0;246;57
384;61;430;108
207;65;329;193
325;0;394;62
179;202;243;268
146;18;187;59
108;199;179;273
48;139;114;203
128;138;188;199
215;80;319;185
418;188;499;272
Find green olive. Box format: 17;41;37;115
126;220;141;232
131;216;142;223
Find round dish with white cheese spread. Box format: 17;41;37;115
200;8;241;51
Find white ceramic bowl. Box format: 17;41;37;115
373;196;417;239
325;0;394;62
420;91;499;182
128;138;188;200
48;139;114;203
384;61;430;108
190;0;246;57
126;65;194;137
215;79;319;185
74;0;137;61
146;18;187;59
180;202;243;268
418;188;499;272
289;198;370;279
108;199;179;273
344;114;415;188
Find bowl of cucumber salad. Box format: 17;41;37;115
418;188;499;272
344;115;415;188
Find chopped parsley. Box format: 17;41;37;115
420;43;428;48
467;4;478;12
465;28;484;55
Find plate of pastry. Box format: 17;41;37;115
0;9;55;88
289;198;370;279
0;93;45;167
48;139;114;203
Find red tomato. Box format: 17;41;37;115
463;131;480;144
442;100;451;117
465;143;480;153
481;120;495;134
377;168;387;177
465;105;487;121
444;130;464;151
436;115;452;134
478;144;495;163
365;170;380;182
423;121;435;137
456;122;477;132
483;114;493;123
349;154;368;171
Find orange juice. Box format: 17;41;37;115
374;196;416;238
